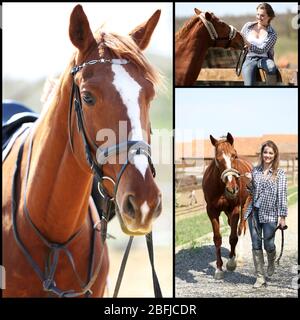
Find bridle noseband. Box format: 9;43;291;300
198;12;237;48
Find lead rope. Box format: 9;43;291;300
236;46;248;76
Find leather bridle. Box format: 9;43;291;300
11;57;162;298
68;58;156;218
198;12;238;48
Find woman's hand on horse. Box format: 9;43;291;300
245;172;252;180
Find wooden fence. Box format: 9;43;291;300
196;68;298;86
176;153;298;191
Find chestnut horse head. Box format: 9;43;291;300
68;5;162;235
210;132;240;199
175;8;244;85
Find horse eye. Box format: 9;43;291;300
82;93;95;106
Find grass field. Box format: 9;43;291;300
176;186;298;247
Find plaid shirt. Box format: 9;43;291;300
241;22;277;59
244;165;288;223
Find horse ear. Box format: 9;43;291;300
210;135;217;146
205;12;213;21
69;5;95;52
227;132;234;145
129;10;161;50
194;8;201;15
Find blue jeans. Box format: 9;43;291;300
248;209;277;252
241;56;277;86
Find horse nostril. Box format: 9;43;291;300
123;195;136;218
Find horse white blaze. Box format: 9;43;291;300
140;201;150;224
222;152;232;182
111;64;148;179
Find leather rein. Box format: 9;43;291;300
11;57;162;298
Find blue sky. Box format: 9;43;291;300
175;88;298;141
176;2;298;17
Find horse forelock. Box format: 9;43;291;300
94;31;161;89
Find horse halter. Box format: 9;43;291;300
214;157;240;182
198;12;237;48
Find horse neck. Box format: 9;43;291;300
24;64;93;244
175;24;210;85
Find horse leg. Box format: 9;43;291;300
209;215;224;280
226;210;239;271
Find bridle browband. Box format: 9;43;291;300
11;57;162;298
198;12;237;48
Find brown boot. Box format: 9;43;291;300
266;249;276;277
252;249;266;288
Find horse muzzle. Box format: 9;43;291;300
224;186;239;199
117;193;162;236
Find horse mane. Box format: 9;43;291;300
94;31;162;88
41;77;59;105
176;10;225;41
175;16;199;41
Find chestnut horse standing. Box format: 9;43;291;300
2;5;162;297
202;133;252;279
175;8;244;86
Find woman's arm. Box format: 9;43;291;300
245;171;254;193
276;170;288;224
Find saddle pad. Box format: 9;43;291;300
2;122;33;162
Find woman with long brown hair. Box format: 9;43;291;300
241;3;278;85
244;140;288;288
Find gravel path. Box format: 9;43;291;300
175;204;298;298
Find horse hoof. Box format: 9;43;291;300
214;269;224;280
226;257;237;271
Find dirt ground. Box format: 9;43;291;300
176;188;206;220
176;203;298;297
